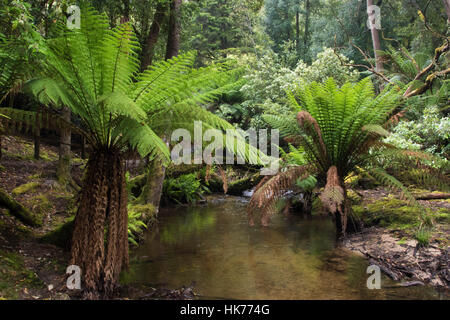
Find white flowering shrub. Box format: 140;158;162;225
232;47;360;129
385;106;450;158
294;48;360;86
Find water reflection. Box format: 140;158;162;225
126;196;444;300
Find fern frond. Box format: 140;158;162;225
248;165;313;225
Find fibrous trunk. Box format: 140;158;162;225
320;166;360;238
70;149;129;299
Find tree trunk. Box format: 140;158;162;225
443;0;450;23
0;188;42;227
334;190;361;238
140;2;168;71
57;107;71;186
295;9;300;54
367;0;383;72
165;0;182;60
70;149;129;299
81;135;87;159
142;157;166;216
304;0;310;59
120;0;130;24
34;109;40;160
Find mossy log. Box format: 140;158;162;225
39;218;74;250
227;173;264;196
0;188;42;227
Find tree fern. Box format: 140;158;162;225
22;7;266;297
249;77;447;236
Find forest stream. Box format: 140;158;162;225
125;196;446;300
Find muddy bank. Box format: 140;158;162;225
343;227;450;290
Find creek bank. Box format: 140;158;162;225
341;188;449;291
343;227;449;290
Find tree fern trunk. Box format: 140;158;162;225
334;188;361;238
70;149;129;299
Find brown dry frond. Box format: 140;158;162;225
320;166;345;214
253;175;271;194
297;111;327;157
205;165;211;183
385;110;406;128
248;165;312;226
217;165;228;194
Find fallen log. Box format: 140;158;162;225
415;193;450;200
0;188;42;227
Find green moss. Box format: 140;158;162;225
227;173;263;196
128;202;156;224
352;197;432;232
39;216;75;250
0;250;44;299
434;209;450;224
12;182;40;196
28;195;54;224
27;173;42;180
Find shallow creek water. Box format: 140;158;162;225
127;196;445;300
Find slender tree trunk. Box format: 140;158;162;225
81;135;87;159
70;149;129;299
144;0;182;215
165;0;182;60
140;2;168;71
34;108;41;160
142;158;166;215
120;0;130;24
296;9;300;54
367;0;383;73
304;0;310;59
443;0;450;23
57;107;71;186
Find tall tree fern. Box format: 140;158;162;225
25;7;257;299
249;77;449;236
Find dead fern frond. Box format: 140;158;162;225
248;165;313;225
320;166;344;214
297;111;327;158
217;165;228;194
